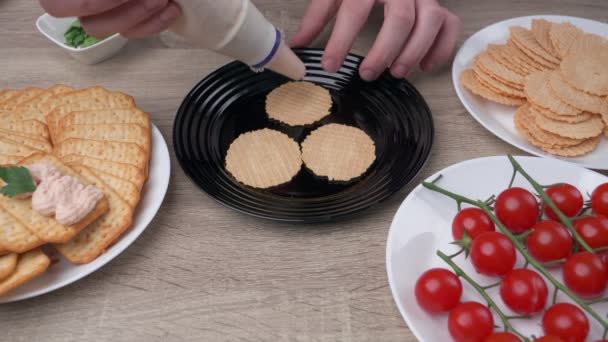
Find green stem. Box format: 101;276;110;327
507;155;593;253
483;282;502;290
594;246;608;253
437;250;530;342
541;258;566;267
423;179;608;332
447;248;464;259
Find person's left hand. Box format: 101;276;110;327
290;0;461;80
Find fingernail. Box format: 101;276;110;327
392;65;408;78
360;69;376;81
160;5;180;22
322;58;338;73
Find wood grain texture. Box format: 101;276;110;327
1;0;607;341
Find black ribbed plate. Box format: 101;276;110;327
173;48;434;222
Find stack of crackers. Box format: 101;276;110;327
0;85;150;296
460;19;608;157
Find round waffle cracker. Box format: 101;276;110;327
542;136;601;157
524;71;581;116
548;71;608;115
510;27;560;65
301;124;375;182
486;44;529;76
535;112;604;139
522;105;583;147
473;67;525;98
225;129;302;189
504;41;547;72
549;22;584;58
460;70;526;106
531;19;559;58
265;81;332;126
530;104;593;124
560;49;608;96
514;105;552;149
475;52;524;87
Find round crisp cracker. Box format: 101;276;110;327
473;67;525;98
535;112;604;139
265;81;332;126
530;104;593;124
504;42;547;72
542;136;601;157
524;71;581;116
523;104;583;147
509;27;560;65
486;44;529;76
301;124;375;182
531;19;559;58
460;70;526;106
548;71;608;115
225;129;302;189
561;50;608;96
475;52;524;87
549;22;583;58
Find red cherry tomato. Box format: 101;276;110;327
574;216;608;249
544;184;584;220
526;221;573;264
414;268;462;313
470;232;516;276
542;303;589;342
534;336;565;342
448;302;494;342
495;187;540;233
591;183;608;217
500;269;548;315
534;337;565;342
484;332;521;342
563;252;607;299
452;208;495;240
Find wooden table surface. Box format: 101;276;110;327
1;0;607;341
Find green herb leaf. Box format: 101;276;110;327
0;166;36;198
64;19;108;48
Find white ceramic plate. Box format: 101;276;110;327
0;124;171;303
386;156;608;341
452;15;608;170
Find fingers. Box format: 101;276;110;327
290;0;341;48
419;11;462;72
359;0;415;81
122;2;181;39
80;0;169;38
39;0;130;18
322;0;375;73
391;0;446;78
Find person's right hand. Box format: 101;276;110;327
39;0;181;39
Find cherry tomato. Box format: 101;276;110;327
563;252;607;299
483;332;521;342
495;187;540;233
534;337;565;342
448;302;494;342
535;337;564;342
574;216;608;249
544;184;584;220
542;303;589;342
470;232;516;276
591;183;608;217
415;268;462;313
526;221;573;264
500;269;548;315
452;208;495;240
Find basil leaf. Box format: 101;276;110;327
0;166;36;198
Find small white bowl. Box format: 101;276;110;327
36;14;128;65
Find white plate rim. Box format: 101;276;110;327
452;15;608;170
385;155;608;341
0;124;171;303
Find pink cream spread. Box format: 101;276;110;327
27;163;103;225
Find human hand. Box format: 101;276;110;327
290;0;461;80
38;0;182;39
